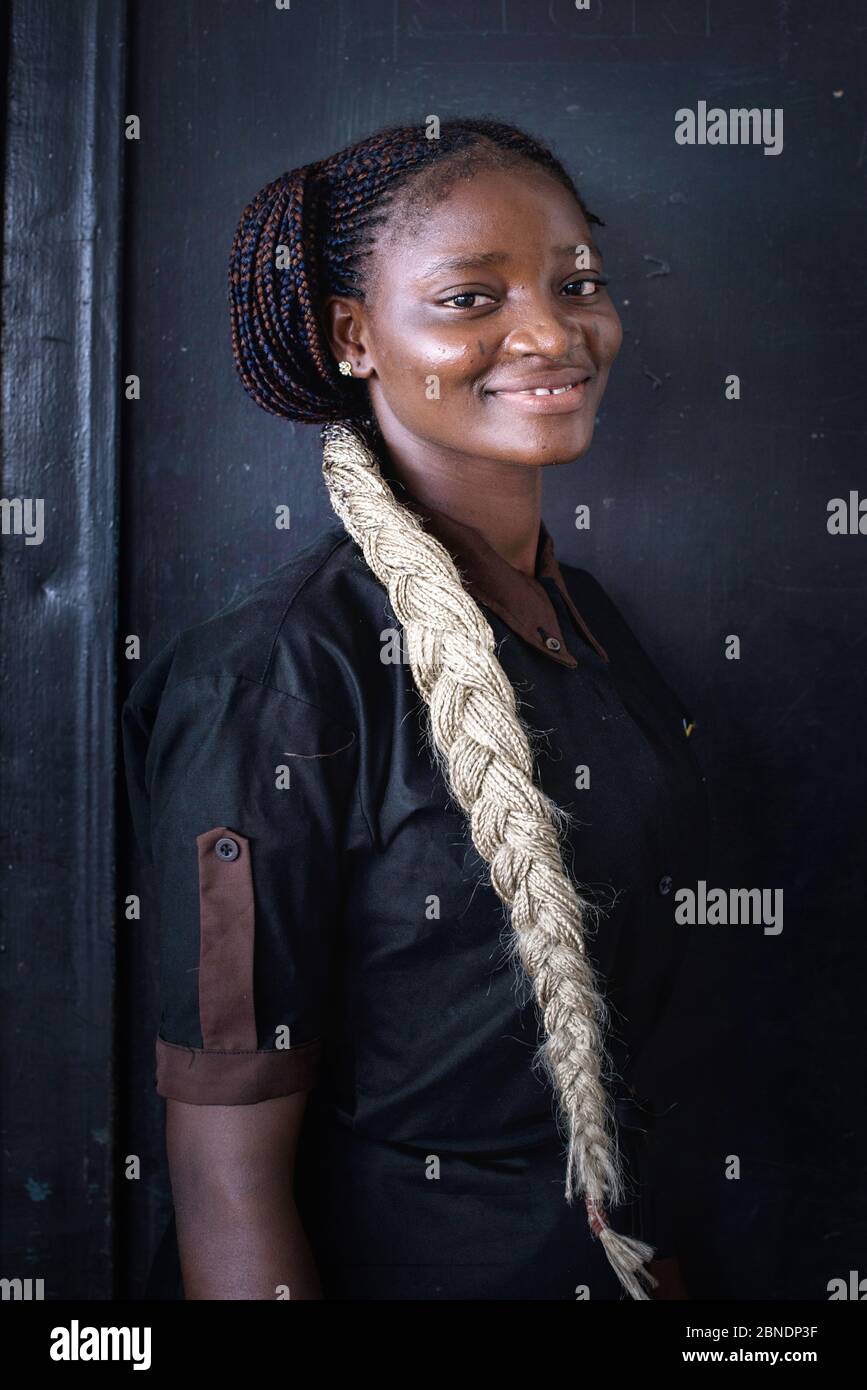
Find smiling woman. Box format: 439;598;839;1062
322;157;620;480
123;117;708;1302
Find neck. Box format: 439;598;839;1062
374;428;543;579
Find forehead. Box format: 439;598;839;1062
375;165;598;277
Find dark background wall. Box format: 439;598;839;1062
2;0;865;1300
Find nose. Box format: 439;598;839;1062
500;292;580;358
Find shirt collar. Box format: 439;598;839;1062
399;493;609;667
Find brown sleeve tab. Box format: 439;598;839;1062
155;825;324;1104
195;825;258;1051
155;1034;323;1105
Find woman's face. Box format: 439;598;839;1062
326;163;622;469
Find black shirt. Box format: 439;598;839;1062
122;500;711;1300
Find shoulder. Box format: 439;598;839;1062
120;523;377;860
556;560;644;653
123;521;382;730
558;560;691;706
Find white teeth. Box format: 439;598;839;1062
521;383;575;395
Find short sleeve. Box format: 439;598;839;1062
121;665;359;1106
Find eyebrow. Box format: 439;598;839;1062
416;242;603;281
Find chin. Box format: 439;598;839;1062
501;425;595;467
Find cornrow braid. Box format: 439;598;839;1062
228;117;657;1300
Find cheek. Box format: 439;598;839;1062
404;325;479;375
600;310;624;362
377;319;480;397
581;315;622;373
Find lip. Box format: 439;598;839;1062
485;367;593;393
485;376;592;414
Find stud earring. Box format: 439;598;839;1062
338;359;354;376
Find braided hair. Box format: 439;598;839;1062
229;117;658;1299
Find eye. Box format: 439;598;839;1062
563;275;610;298
439;291;497;309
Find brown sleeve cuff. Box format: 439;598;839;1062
155;1034;323;1105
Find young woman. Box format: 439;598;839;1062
123;117;710;1301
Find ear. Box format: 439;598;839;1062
322;295;375;380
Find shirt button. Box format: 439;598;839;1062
215;836;240;861
545;636;561;652
657;874;673;896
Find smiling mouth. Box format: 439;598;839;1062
510;383;577;396
485;377;592;412
488;378;588;395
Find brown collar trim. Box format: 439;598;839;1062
400;495;609;667
536;528;610;664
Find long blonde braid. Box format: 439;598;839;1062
321;419;659;1300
